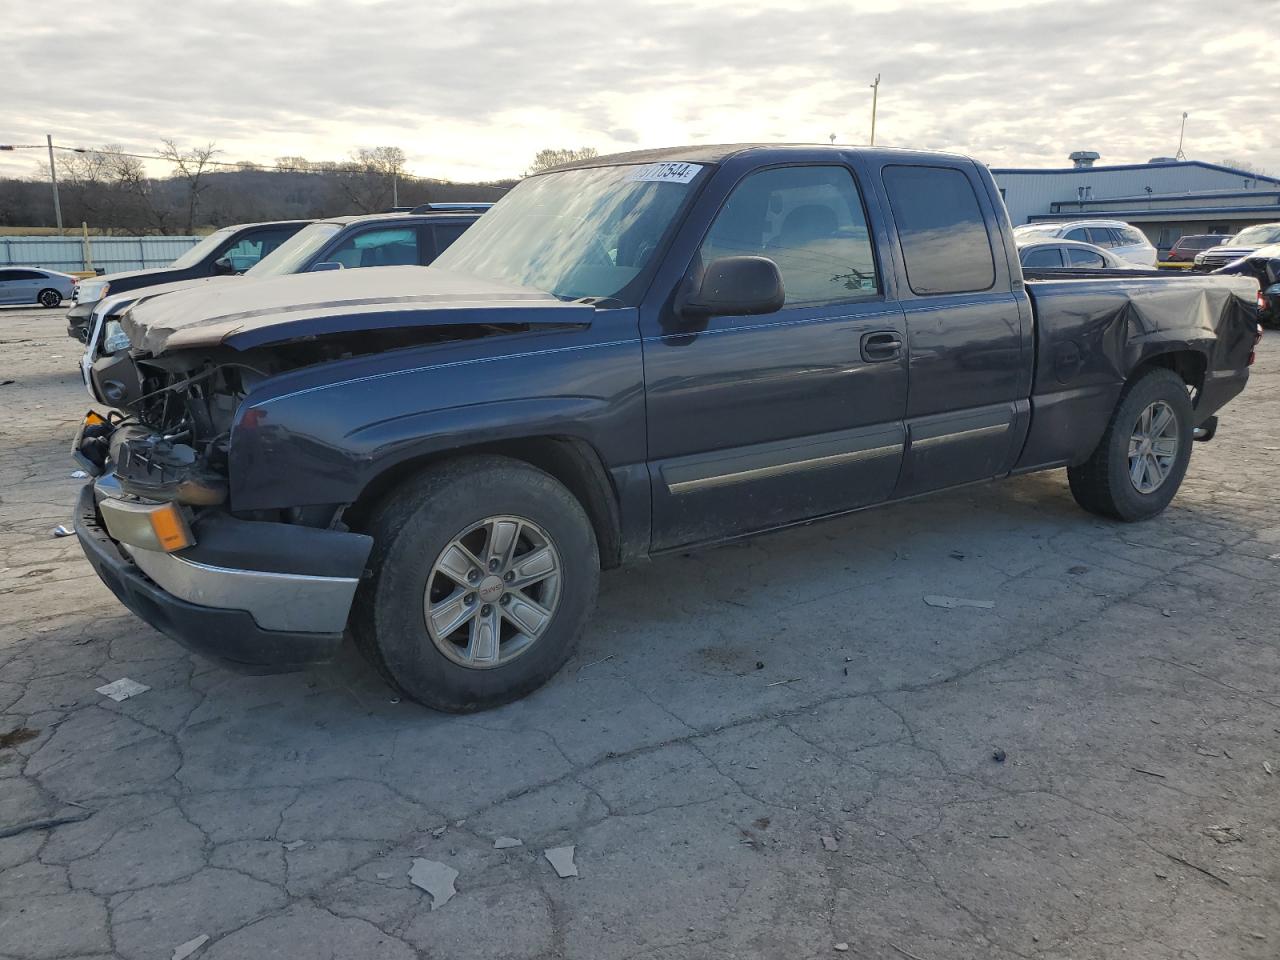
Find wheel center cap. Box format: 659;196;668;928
478;575;504;603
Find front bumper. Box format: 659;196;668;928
74;484;372;672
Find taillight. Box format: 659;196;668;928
1249;326;1262;366
1258;290;1268;312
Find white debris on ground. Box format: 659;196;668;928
494;836;523;849
821;835;838;851
281;839;306;851
95;678;150;701
409;857;458;909
50;524;74;538
545;845;578;878
923;594;996;610
171;934;209;960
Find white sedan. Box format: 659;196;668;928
0;267;77;307
1017;237;1131;270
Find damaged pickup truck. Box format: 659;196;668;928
72;144;1261;712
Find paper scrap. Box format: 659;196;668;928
172;934;209;960
96;678;150;702
923;595;995;610
494;836;523;849
409;857;458;909
544;845;578;878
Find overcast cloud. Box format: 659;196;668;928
3;0;1276;182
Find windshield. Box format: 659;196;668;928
247;222;343;277
1228;224;1280;247
169;227;237;269
431;162;704;303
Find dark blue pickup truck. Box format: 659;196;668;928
72;144;1260;711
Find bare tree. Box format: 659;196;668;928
525;147;598;176
1218;157;1271;178
160;140;219;233
57;145;169;234
334;146;408;213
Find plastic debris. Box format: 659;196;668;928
50;524;74;538
923;595;994;610
820;836;838;852
992;747;1008;763
835;945;850;953
282;839;306;851
171;934;209;960
1265;761;1274;776
494;836;523;849
431;824;447;838
96;678;150;702
70;470;89;479
544;845;578;878
409;857;458;909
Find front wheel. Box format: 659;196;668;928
1068;368;1194;521
351;455;600;712
38;288;62;308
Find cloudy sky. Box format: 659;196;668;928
3;0;1276;183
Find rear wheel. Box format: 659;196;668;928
1068;368;1193;521
37;288;62;308
351;456;599;712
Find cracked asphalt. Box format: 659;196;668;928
1;303;1278;959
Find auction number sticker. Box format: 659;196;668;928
627;162;703;184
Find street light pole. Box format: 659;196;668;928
46;134;64;235
869;74;881;146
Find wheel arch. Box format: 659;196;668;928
346;435;624;569
1125;346;1208;405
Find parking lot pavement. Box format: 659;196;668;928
1;304;1278;959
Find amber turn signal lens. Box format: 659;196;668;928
147;503;194;552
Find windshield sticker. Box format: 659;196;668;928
627;162;703;185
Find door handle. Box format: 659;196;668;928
860;331;903;362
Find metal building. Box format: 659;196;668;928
991;154;1280;255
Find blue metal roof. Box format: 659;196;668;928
991;159;1280;185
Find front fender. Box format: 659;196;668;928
228;333;645;512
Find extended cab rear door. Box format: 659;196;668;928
871;161;1033;497
641;154;909;551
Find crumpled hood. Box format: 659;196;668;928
121;266;591;354
100;276;234;318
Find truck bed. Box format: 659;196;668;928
1014;270;1258;472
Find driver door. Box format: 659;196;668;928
642;163;908;551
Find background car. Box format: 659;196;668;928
67;219;311;340
1193;222;1280;272
0;267;77;307
1017;237;1129;270
1164;233;1233;266
1211;242;1280;326
80;207;487;397
1013;219;1157;266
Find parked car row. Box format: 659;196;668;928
66;143;1261;712
1012;220;1158;267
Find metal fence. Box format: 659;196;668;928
0;235;200;275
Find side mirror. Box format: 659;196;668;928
679;256;784;319
310;261;344;273
212;257;236;276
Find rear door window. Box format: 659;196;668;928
1021;246;1064;268
882;165;995;295
1067;247;1106;268
1065;227;1090;242
1087;227;1118;248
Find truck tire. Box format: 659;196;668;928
351;455;600;712
1067;368;1193;522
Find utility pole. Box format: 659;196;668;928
47;134;64;235
1174;111;1188;161
392;171;399;208
869;74;881;146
